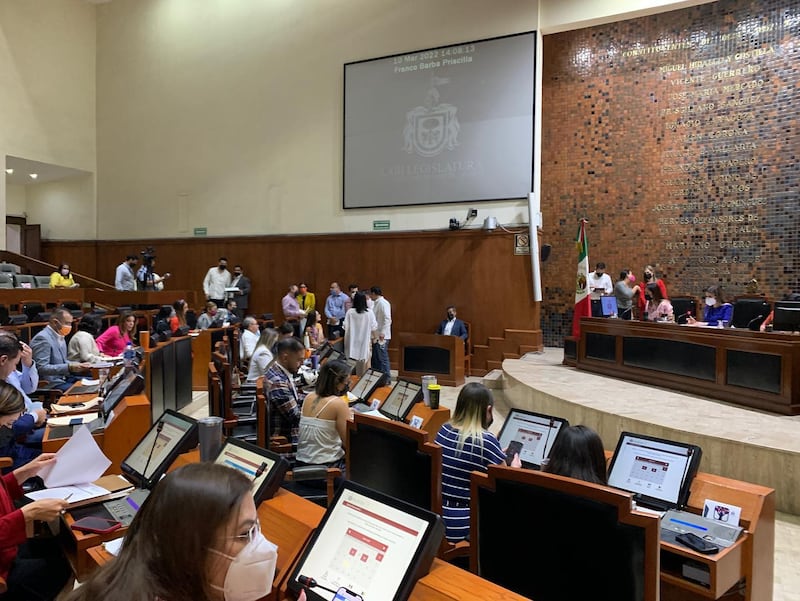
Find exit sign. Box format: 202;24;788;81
373;220;390;231
193;227;207;237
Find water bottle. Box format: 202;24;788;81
123;341;135;369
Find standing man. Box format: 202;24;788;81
436;305;468;341
30;309;91;391
296;283;316;335
230;265;251;318
345;283;373;312
114;255;138;291
588;262;613;317
265;338;307;464
369;286;392;381
324;282;347;340
203;257;231;308
282;284;306;337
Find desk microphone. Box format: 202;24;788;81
675;310;692;323
141;420;164;486
746;314;764;330
542;418;555;465
619;307;633;319
298;575;338;595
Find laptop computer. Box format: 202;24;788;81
496;409;569;470
70;410;198;526
378;379;422;421
213;437;290;505
347;369;388;412
607;431;702;512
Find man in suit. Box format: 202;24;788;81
30;308;91;391
230;265;251;318
436;305;468;341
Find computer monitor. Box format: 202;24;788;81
496;409;569;469
379;380;422;421
213;437;289;505
600;296;618;317
607;431;702;511
348;369;387;404
120;410;198;489
287;481;444;601
772;300;800;332
102;370;145;419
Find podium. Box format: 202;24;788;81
398;332;465;387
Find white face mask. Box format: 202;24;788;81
209;531;277;601
705;297;716;307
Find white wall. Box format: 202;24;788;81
26;175;96;240
540;0;716;33
0;0;96;246
5;184;26;217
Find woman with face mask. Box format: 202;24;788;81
49;263;79;289
65;462;303;601
643;282;674;322
687;284;733;327
0;382;72;599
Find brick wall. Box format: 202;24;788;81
541;0;800;346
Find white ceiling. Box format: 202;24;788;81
4;156;91;186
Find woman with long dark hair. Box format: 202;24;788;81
544;425;608;485
342;292;377;376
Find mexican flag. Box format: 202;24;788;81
571;219;591;337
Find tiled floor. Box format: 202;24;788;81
186;368;798;600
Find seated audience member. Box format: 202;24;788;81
342;292;377;376
543;424;608;485
224;299;241;325
435;305;468;340
0;386;72;599
49;263;79;289
277;322;295;342
265;338;307;462
246;328;280;383
96;311;137;356
296;359;350;471
67;314;105;363
64;462;296;601
435;382;519;542
304;311;324;349
614;270;640;319
196;302;229;330
644;282;674;322
0;337;46;470
170;299;189;333
761;292;800;331
688;285;733;327
152;305;174;337
30;308;90;391
240;317;260;362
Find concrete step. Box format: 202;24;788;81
486;360;503;371
502;352;520;360
482;369;506;389
519;345;539;355
471;368;489;377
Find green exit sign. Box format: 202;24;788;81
193;227;207;237
373;220;390;231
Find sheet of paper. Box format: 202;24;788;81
361;409;389;420
39;425;112;488
49;398;102;415
80;378;100;386
702;498;742;527
90;361;115;368
47;414;98;426
26;483;110;504
104;537;124;556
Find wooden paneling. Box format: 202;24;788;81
42;230;543;357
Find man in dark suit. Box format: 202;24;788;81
230;265;251;318
436;305;468;341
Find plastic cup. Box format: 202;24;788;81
198;416;224;461
421;375;437;406
428;384;441;410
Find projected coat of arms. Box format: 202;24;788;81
402;77;460;158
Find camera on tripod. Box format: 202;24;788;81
140;246;156;266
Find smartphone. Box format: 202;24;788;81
675;532;719;555
333;587;363;601
506;440;523;466
70;516;123;535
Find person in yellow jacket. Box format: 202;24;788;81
49;263;79;289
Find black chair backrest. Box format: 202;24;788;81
670;297;696;324
731;298;771;330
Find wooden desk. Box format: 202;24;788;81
60;509;127;580
191;326;235;390
357;386;450;438
43;394;151;474
398;332;465;387
576;317;800;414
410;558;530;601
84;289;198;311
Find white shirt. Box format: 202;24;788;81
203;267;232;300
343;308;378;361
443;319;455;336
240;328;260;361
588;272;613;299
372;296;392;341
115;262;136;291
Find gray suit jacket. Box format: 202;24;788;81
231;275;252;309
31;325;70;385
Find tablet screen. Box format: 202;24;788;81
213;438;288;504
496;409;568;468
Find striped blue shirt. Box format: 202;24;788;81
435;423;505;541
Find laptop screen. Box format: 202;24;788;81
607;432;702;510
379;380;422;421
288;481;443;601
496;409;569;469
600;296;618;317
102;370;144;419
121;410;198;489
213;438;289;504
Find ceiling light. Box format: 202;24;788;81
4;168;12;175
28;173;38;179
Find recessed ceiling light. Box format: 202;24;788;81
4;168;12;175
29;173;38;179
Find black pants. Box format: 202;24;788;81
4;539;71;601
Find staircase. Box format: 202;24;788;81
471;328;541;377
